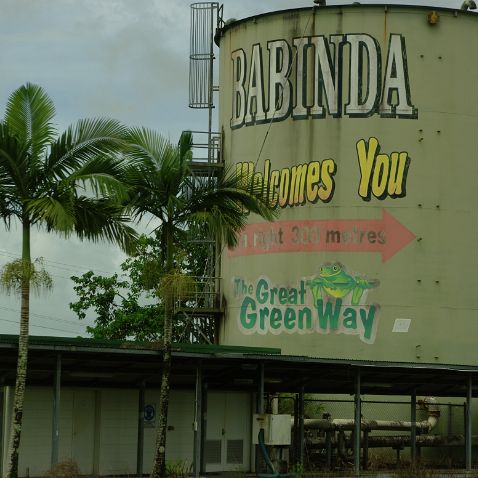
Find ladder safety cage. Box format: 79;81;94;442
189;2;221;109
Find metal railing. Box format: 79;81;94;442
173;275;222;312
189;130;222;166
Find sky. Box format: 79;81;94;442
0;0;466;338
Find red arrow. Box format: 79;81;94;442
228;209;415;263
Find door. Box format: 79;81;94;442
205;392;251;472
72;390;95;474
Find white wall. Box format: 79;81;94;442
97;389;137;475
1;386;251;477
17;388;52;477
143;390;195;473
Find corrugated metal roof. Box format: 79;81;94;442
0;335;475;395
0;334;281;356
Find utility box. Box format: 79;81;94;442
252;414;291;445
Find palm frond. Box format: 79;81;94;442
177;167;277;248
65;154;130;200
46;118;128;179
125;128;194;221
125;127;170;167
4;83;56;163
0;122;31;197
73;196;138;254
0;193;16;228
25;195;75;232
125;129;275;249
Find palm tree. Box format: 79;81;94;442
0;83;138;478
124;128;275;478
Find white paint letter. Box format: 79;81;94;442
310;35;343;117
380;34;417;118
292;36;310;119
267;40;292;121
245;44;266;125
231;49;246;128
345;34;381;117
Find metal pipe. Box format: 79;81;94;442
325;430;332;469
299;397;439;433
300;415;438;432
362;430;369;470
308;433;467;449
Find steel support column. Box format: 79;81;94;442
193;364;202;477
200;382;208;475
51;353;61;467
354;369;361;476
258;363;265;414
298;386;305;465
410;388;417;464
136;381;145;477
466;375;472;471
255;364;265;474
293;394;299;465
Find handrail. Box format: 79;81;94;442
173;276;222;312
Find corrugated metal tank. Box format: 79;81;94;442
217;5;478;364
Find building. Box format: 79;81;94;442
4;2;478;476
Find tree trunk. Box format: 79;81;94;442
151;223;174;478
151;296;172;478
7;220;31;478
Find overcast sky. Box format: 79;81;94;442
0;0;466;338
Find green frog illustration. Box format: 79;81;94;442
307;262;379;306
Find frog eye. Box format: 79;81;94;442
333;265;339;271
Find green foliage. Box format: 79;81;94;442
291;462;304;478
70;235;208;341
277;394;324;418
123;130;276;478
0;83;140;478
165;460;191;478
0;258;52;296
0;82;138;251
70;236;161;341
123;129;276;255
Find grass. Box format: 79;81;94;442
44;460;80;478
